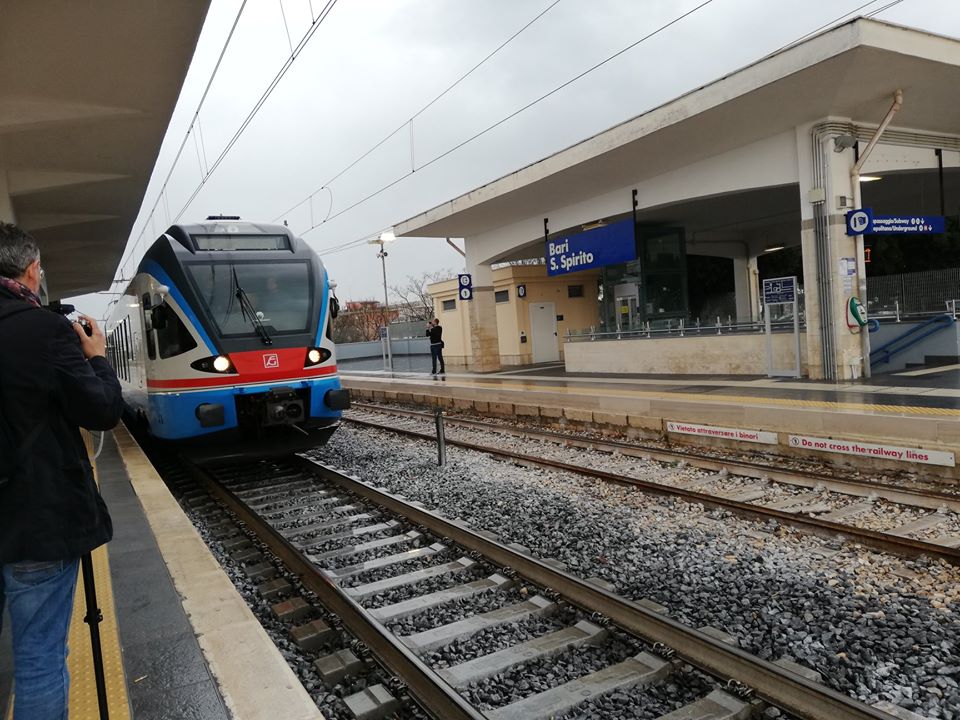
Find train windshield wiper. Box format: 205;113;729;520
231;267;273;345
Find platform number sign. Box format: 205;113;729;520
458;273;473;301
517;284;527;298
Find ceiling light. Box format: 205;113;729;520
858;175;882;182
581;220;607;231
764;245;785;253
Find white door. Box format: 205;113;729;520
529;302;560;363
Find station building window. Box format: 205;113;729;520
441;299;456;312
495;290;509;303
567;285;584;298
598;226;688;332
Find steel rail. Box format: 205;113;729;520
186;462;486;720
350;402;960;512
344;414;960;565
295;456;895;720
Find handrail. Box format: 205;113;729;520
870;313;955;366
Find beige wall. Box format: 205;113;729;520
565;333;807;375
430;265;601;368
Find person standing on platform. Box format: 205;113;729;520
0;222;123;718
426;318;445;375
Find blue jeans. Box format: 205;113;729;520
1;559;79;720
430;344;445;373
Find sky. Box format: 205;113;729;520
69;0;960;322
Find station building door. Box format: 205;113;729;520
529;302;560;363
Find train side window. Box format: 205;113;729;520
156;303;198;359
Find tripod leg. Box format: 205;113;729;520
81;552;110;720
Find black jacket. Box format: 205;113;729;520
426;325;443;344
0;289;123;563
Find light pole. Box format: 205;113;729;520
368;231;395;371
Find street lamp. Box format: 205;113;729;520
368;230;395;371
368;230;395;307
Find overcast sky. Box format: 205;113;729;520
71;0;960;321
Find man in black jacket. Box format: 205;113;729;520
425;318;445;375
0;222;122;718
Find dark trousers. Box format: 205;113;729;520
430;343;445;373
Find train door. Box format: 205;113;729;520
529;302;559;364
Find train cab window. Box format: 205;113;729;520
186;261;311;336
155;303;198;359
145;322;157;360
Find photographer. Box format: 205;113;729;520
0;222;122;718
425;318;445;375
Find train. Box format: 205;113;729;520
106;217;349;451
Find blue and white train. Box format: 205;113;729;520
106;217;349;449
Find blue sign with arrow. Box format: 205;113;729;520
846;208;945;236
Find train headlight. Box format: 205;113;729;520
304;347;331;367
190;355;236;374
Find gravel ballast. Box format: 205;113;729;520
308;423;960;719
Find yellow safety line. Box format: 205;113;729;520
352;376;960;418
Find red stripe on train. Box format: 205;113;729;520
147;363;337;389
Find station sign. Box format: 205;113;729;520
845;208;945;236
546;218;636;276
458;273;473;301
762;276;797;305
667;421;777;444
788;435;955;467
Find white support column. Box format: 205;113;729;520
733;255;759;322
464;243;502;373
0;171;15;224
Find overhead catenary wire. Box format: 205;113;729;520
111;0;249;285
308;0;908;260
301;0;716;248
172;0;339;223
270;0;564;224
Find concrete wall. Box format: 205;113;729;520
565;332;807;376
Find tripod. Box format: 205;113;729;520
80;552;110;720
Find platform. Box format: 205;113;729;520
341;364;960;478
1;425;323;720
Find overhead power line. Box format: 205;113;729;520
301;0;716;252
308;0;908;260
271;0;564;225
173;0;339;223
113;1;249;283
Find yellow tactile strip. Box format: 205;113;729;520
66;546;132;720
355;375;960;418
3;441;131;720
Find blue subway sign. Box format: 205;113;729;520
846;208;945;236
547;218;637;276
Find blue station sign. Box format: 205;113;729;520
762;276;797;305
845;208;945;236
546;218;637;276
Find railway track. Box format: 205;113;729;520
342;404;960;565
181;452;906;720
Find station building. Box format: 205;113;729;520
410;19;960;380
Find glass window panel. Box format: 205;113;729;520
187;261;312;335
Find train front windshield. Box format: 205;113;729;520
187;261;312;336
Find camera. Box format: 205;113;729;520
46;301;93;336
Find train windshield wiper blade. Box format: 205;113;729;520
231;267;273;345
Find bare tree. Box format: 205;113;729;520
390;270;454;322
330;300;399;343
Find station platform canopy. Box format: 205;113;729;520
0;1;210;298
394;17;960;244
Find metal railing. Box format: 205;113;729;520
567;316;805;342
867;268;960;319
